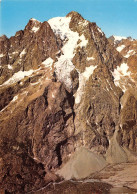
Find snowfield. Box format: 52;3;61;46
48;16;88;88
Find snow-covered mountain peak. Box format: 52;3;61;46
30;18;41;23
108;35;127;45
48;17;71;41
109;35;135;45
48;16;88;89
113;35;127;41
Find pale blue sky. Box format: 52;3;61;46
0;0;137;39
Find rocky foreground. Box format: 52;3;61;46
0;11;137;193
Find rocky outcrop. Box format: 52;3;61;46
108;35;137;59
0;11;137;193
0;19;59;85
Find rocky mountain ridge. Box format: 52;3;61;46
0;11;137;193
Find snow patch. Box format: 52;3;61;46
2;70;34;86
97;27;104;36
87;57;95;61
120;101;123;109
0;105;8;113
0;94;19;113
112;63;131;92
22;91;28;96
32;26;40;33
82;66;97;79
113;36;127;41
12;51;18;55
106;86;109;92
20;82;23;85
52;93;55;98
75;65;97;104
77;34;88;47
8;64;13;70
30;18;41;23
42;57;53;69
18;59;22;64
31;82;39;86
12;95;18;102
20;49;26;57
116;45;125;52
8;51;18;58
113;63;130;78
124;50;136;58
30;18;38;22
78;20;88;27
46;77;51;81
0;54;4;57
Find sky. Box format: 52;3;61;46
0;0;137;39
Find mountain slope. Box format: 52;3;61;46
0;11;137;193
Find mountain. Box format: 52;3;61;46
108;35;137;57
0;11;137;193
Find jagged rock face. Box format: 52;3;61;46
120;94;137;152
108;35;137;59
0;19;59;85
0;11;137;192
66;12;123;154
108;35;137;154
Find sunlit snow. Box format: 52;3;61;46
12;95;18;102
116;45;125;52
124;50;135;58
2;70;34;86
12;51;18;55
78;20;88;27
32;26;40;33
113;36;127;41
52;93;55;98
75;65;97;104
20;49;26;57
97;27;104;36
112;63;131;92
87;57;95;61
0;54;4;57
42;57;53;69
8;64;13;70
77;34;88;47
48;16;88;88
30;18;38;22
